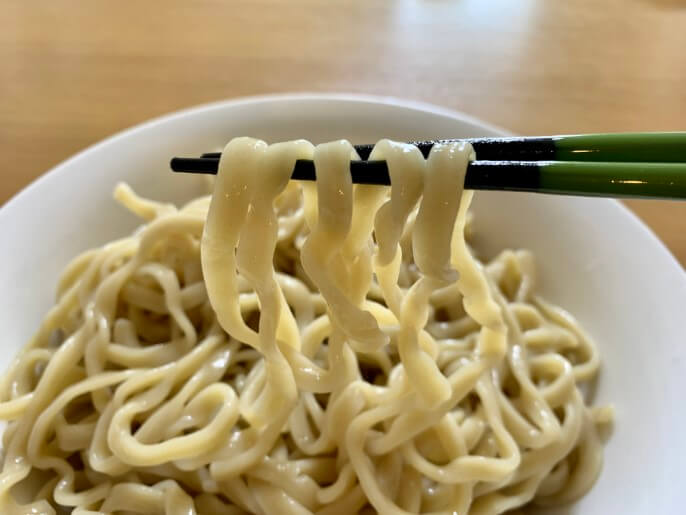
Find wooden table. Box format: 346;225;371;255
2;0;685;267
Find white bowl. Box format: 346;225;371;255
1;94;684;514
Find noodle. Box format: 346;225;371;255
0;137;610;514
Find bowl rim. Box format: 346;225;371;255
2;91;683;283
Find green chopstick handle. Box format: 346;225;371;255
553;132;686;162
538;161;686;198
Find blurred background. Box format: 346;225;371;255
2;0;685;266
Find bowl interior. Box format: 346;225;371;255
1;94;684;513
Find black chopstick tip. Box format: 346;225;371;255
170;157;220;175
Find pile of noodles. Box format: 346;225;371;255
0;138;611;514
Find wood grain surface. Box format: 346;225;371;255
2;0;685;266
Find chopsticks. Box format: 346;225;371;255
170;132;686;199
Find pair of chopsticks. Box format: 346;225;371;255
170;132;686;199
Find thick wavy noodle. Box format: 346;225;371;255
0;138;611;514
